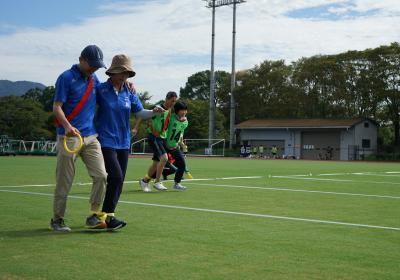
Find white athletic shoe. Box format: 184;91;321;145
153;181;167;191
173;183;186;190
139;179;151;193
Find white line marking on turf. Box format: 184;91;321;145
0;183;56;188
126;176;263;183
0;189;399;231
272;176;400;185
318;173;350;176
1;171;399;190
0;176;264;189
318;171;400;177
220;176;263;180
184;182;400;200
354;174;400;177
0;183;95;188
273;174;310;177
4;180;398;200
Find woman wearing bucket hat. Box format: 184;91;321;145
95;54;164;230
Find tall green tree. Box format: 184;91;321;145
22;86;55;112
292;56;348;118
218;60;299;125
180;70;230;138
0;96;52;139
375;43;400;145
21;86;57;138
180;70;230;105
180;98;227;140
136;91;152;109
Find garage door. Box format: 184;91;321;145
301;131;340;160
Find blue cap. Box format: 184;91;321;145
81;45;106;68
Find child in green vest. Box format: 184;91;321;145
148;100;189;189
139;91;177;192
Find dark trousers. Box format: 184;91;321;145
168;148;186;183
150;148;186;183
151;161;177;179
101;148;129;214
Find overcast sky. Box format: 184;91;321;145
0;0;399;101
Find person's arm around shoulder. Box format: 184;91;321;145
134;104;165;120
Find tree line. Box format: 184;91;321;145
0;42;399;148
180;42;400;147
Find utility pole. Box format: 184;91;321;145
229;0;238;148
204;0;217;147
203;0;245;149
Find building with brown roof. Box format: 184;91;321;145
235;118;377;160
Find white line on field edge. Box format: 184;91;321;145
1;179;397;200
0;189;399;232
272;176;400;185
317;171;400;176
184;182;400;200
0;176;263;189
2;171;399;189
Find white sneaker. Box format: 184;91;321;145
173;183;186;190
139;179;151;192
153;181;167;191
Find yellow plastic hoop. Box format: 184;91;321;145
63;134;83;154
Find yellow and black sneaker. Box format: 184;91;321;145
85;212;107;230
106;216;127;231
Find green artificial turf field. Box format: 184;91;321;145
0;156;399;280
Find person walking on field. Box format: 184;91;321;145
163;100;189;190
271;145;278;159
50;45;108;232
139;91;177;192
96;54;163;230
259;145;264;158
148;100;189;190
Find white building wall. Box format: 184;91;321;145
240;129;289;141
292;131;302;159
340;129;355;160
240;129;301;158
354;120;378;157
239;120;377;161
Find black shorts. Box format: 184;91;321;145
148;134;167;161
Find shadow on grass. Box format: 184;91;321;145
71;189;181;196
0;227;121;239
126;189;184;195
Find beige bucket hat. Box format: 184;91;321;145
105;54;136;77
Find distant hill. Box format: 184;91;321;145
0;80;46;97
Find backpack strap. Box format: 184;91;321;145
147;108;171;137
54;77;93;127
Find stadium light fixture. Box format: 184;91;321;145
203;0;246;8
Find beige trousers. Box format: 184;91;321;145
53;134;107;220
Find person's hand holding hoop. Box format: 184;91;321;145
63;125;83;154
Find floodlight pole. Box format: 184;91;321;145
208;0;216;147
204;0;245;149
229;1;237;149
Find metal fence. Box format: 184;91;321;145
130;138;225;157
0;135;56;156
